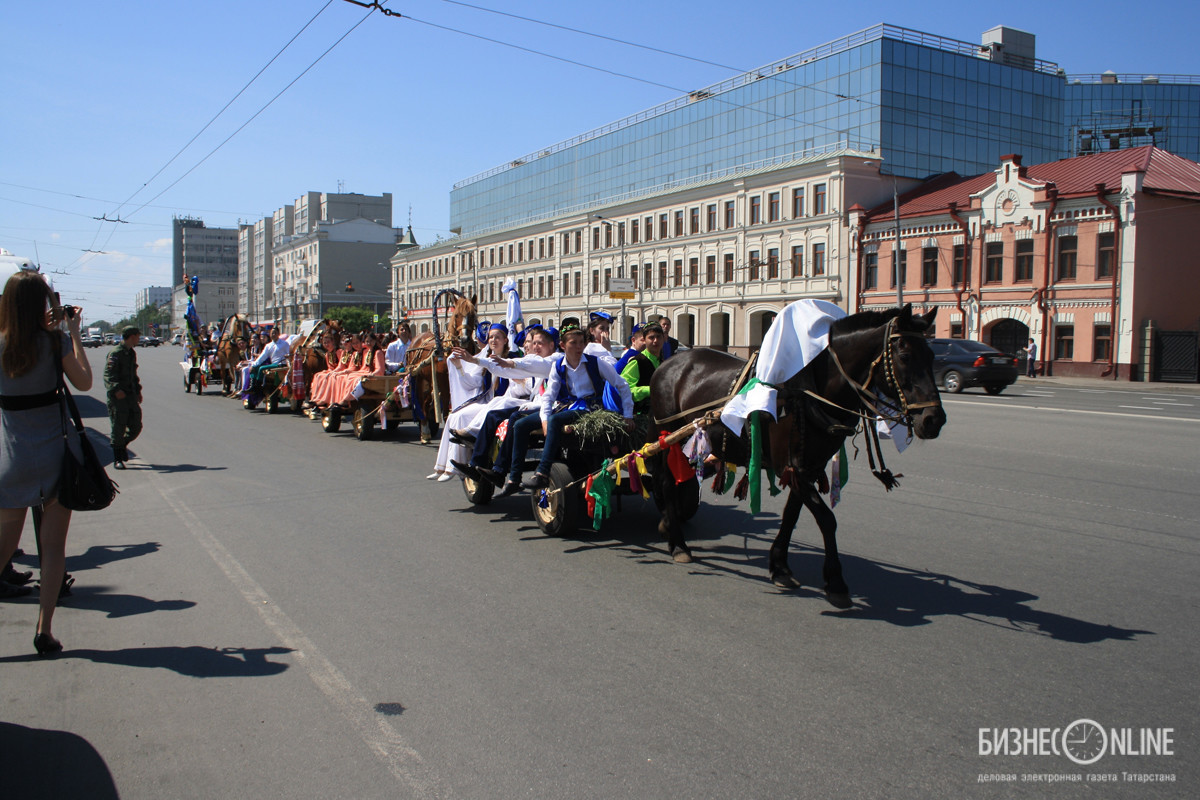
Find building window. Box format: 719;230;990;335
864;252;877;289
985;242;1003;283
749;196;762;225
1057;235;1078;280
593;227;600;250
723;253;734;283
690;207;700;234
749;250;760;281
644;216;654;242
812;243;825;276
659;214;669;239
688;257;698;285
658;261;667;288
604;268;611;291
892;247;906;286
547;276;554;297
1055;324;1074;359
517;242;523;262
538;238;545;259
575;230;582;253
705;255;716;283
724;200;735;229
950;321;963;338
767;247;779;279
1015;239;1034;282
952;244;965;285
630;219;639;244
574;272;581;296
792;187;805;218
546;237;554;259
791;245;804;278
604;225;612;248
813;183;827;214
508;244;514;263
561;234;569;255
923;246;939;286
1093;323;1112;361
706;204;717;232
592;270;599;294
538;276;544;297
643;262;652;289
669;210;680;237
768;192;780;222
1097;232;1115;279
673;259;683;287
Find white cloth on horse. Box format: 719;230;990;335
874;393;911;454
720;298;846;436
503;278;522;347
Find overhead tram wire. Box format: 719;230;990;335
347;1;867;146
101;5;376;243
69;0;338;270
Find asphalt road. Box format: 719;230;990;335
2;346;1197;799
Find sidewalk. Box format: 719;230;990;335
1014;375;1200;394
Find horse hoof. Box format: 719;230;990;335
771;572;801;589
825;591;853;609
672;550;693;564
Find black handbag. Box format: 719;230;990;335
57;381;119;511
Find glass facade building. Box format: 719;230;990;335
449;24;1199;238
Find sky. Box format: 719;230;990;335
2;0;1197;325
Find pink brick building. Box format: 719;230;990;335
852;146;1200;380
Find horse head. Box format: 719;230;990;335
450;293;478;354
823;304;945;441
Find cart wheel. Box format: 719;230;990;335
322;407;342;433
353;407;373;441
265;393;279;414
676;476;701;521
531;462;580;538
243;395;256;410
290;394;304;414
462;473;495;506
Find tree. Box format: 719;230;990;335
325;305;385;334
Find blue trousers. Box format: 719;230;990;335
470;407;514;467
507;409;586;480
496;409;542;480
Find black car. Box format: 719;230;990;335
927;338;1019;394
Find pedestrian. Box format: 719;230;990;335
104;326;143;470
1022;337;1038;378
657;314;683;359
0;269;93;654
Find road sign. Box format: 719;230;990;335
609;292;636;300
609;277;635;292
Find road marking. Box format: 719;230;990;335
1076;389;1109;393
147;473;445;799
1152;401;1194;407
942;399;1200;423
1119;405;1164;411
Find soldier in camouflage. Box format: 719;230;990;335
104;326;143;469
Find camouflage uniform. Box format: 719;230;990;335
104;342;142;461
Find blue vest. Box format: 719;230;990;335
554;354;620;413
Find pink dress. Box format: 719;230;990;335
310;350;355;407
333;350;384;405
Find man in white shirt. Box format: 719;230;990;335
385;322;413;374
248;326;291;393
503;324;633;492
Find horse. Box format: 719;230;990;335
648;304;946;609
215;314;252;394
289;319;344;412
404;290;477;443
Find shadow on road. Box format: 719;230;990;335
0;645;294;676
61;585;197;618
69;542;161;572
0;721;119;799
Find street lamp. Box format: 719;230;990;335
591;213;628;343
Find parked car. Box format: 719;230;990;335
172;333;183;346
82;335;104;348
138;335;162;347
927;338;1019;394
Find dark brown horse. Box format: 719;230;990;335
649;304;945;608
215;314;252;394
404;290;477;443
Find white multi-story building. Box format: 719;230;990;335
394;153;900;354
134;286;172;311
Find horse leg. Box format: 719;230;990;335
768;488;804;589
650;454;691;563
797;484;851;609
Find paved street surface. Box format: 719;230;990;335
3;347;1197;798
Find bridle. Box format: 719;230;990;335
825;317;941;428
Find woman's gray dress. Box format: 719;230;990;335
0;330;80;507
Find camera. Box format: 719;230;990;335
63;305;78;320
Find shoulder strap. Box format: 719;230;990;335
582;353;603;395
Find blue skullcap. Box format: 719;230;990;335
542;326;560;346
589;310;613;324
630;322;644;342
489;322;507;332
513;328;528;347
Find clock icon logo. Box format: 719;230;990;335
1062;719;1107;765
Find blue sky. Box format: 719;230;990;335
2;0;1197;324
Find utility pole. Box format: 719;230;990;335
894;176;904;307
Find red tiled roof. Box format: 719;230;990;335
865;146;1200;221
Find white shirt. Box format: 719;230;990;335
479;353;554;410
386;338;411;371
252;336;291;367
541;352;633;421
584;341;618;365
